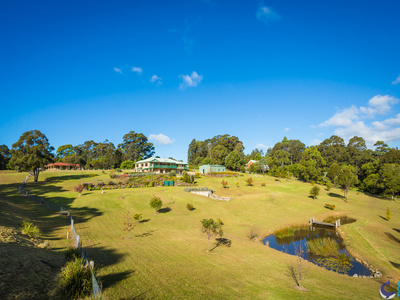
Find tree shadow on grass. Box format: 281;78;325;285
385;232;400;244
158;207;171;214
100;270;135;288
210;238;232;251
379;215;388;221
393;228;400;234
139;219;151;223
135;230;157;238
328;192;344;199
390;261;400;269
44;174;96;182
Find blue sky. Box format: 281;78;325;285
1;0;400;161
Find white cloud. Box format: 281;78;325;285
284;127;290;132
319;105;359;127
131;67;143;75
392;75;400;85
150;75;162;86
256;143;269;151
179;71;203;89
149;133;174;145
311;139;322;146
317;95;400;146
256;5;281;24
113;67;123;74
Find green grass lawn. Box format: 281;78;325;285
2;170;400;299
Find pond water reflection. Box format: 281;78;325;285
263;226;371;276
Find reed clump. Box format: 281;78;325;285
274;224;309;239
307;237;339;257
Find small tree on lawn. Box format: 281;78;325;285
201;218;224;252
245;177;254;186
337;165;358;202
123;211;143;238
310;186;320;199
221;179;228;188
386;206;392;221
326;180;332;191
74;184;84;196
150;196;162;213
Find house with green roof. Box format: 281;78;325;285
134;158;188;174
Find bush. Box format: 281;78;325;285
326;180;332;191
115;168;121;172
109;169;116;179
310;186;320;199
324;204;335;210
58;256;92;298
386;206;392;221
120;160;135;169
221;179;228;188
261;182;266;187
169;170;177;177
245;177;254;186
108;180;115;185
236;182;239;187
150;196;163;213
186;203;195;211
195;172;201;178
73;184;84;196
97;181;104;187
20;220;41;238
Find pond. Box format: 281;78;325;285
263;225;372;276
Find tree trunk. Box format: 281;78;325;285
33;169;40;182
208;235;211;251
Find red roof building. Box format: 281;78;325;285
45;162;80;171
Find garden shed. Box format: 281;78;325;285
199;164;225;174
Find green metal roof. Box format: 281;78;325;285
135;157;187;165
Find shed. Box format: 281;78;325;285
199;164;225;174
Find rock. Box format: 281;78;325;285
353;274;358;277
362;275;366;278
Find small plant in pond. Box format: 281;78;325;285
20;220;41;238
245;177;254;186
186;203;195;211
57;256;93;298
150;196;163;213
274;224;308;239
324;204;335;210
309;186;320;199
307;237;339;257
123;210;143;238
74;184;84;196
221;179;228;188
201;218;224;252
261;182;266;187
386;206;392;221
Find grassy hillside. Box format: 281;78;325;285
2;170;400;299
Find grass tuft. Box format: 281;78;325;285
20;220;41;238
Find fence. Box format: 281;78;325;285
19;172;102;298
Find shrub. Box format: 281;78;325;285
115;168;121;172
120;160;135;169
326;180;332;191
58;256;92;298
97;181;104;187
186;203;195;211
245;177;254;186
169;170;177;177
149;181;154;187
247;227;260;241
221;179;228;188
261;182;266;187
324;204;335;210
195;172;201;178
236;182;239;187
150;196;163;213
109;169;116;179
108;180;115;185
310;186;320;199
20;220;41;238
73;184;84;196
64;247;81;261
386;206;392;221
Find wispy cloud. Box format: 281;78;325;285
392;75;400;85
150;75;162;86
179;71;203;89
131;67;143;75
317;95;400;146
113;67;123;74
256;143;269;151
149;133;174;145
256;5;281;25
284;127;290;132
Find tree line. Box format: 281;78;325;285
188;135;400;200
0;130;156;181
